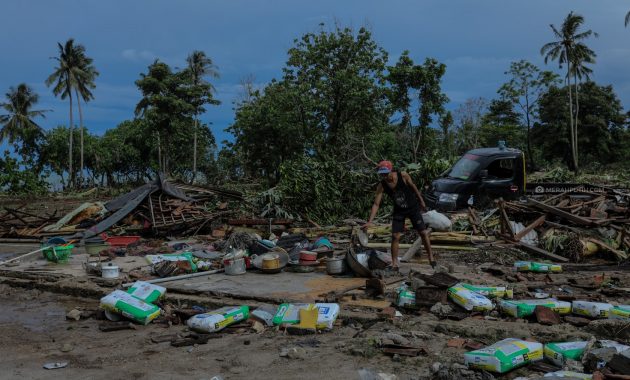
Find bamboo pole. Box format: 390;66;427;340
364;242;477;251
0;246;48;266
122;268;224;287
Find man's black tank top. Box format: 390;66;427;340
381;170;418;213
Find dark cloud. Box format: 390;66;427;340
1;0;629;145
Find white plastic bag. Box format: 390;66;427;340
422;210;452;231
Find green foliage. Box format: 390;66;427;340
226;80;311;184
277;155;373;225
39;125;75;187
534;82;627;168
386;52;449;161
135;60;218;176
479;99;526;149
541;11;598;172
273;154;452;225
0;153;48;195
46;38;99;187
97;119;156;183
0;84;48;160
453;97;488;154
497;60;560;168
283;25;390;155
400;155;453;190
251;187;294;219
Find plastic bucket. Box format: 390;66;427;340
85;243;110;256
299;251;318;261
224;257;246;275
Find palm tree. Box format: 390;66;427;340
46;38;93;187
625;10;630;27
186;50;218;183
541;11;597;173
73;50;98;186
569;44;596;161
0;84;48;158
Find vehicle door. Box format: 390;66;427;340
478;157;519;198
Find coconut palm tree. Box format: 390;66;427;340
46;38;93;187
569;44;596;160
541;11;597;173
73;49;98;186
0;84;48;158
186;50;218;183
625;10;630;27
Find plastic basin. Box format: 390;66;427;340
103;235;140;247
42;245;74;263
85;243;111;256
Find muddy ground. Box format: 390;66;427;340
0;247;629;379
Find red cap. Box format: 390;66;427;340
377;160;393;174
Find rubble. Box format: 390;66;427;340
535;305;562;325
2;183;630;380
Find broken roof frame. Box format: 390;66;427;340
81;174;242;240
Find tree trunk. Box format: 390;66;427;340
68;92;74;189
157;132;162;173
192;118;198;184
574;72;580;172
524;93;535;170
163;132;169;175
566;63;577;173
75;90;84;187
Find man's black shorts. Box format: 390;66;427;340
392;208;426;233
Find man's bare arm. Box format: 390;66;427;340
364;183;384;228
402;172;426;210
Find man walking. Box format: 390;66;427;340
362;160;435;270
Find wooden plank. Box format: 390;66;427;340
514;215;546;241
527;198;593;226
516;242;569;262
541;191;569;205
555;199;570;208
499;201;515;239
227;218;294;226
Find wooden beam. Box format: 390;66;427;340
499;201;515;239
514;215;546;241
527;198;593;226
516;242;569;262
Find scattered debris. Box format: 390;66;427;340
43;362;68;370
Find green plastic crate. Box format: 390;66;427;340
42;244;74;263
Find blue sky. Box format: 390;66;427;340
2;0;630;148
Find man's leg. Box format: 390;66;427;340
419;229;435;267
391;232;402;269
390;213;405;269
409;208;435;267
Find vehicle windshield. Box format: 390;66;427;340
447;154;481;180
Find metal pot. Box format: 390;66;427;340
346;247;374;278
326;256;347;275
223;257;246;275
102;263;119;279
262;255;280;270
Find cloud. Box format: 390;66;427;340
121;49;157;62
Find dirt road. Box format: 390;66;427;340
0;284;428;380
1;245;629;379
